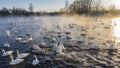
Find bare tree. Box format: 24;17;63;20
69;0;93;13
29;3;34;12
109;4;116;11
65;0;69;13
92;0;102;11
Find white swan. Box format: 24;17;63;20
9;54;24;65
58;42;65;49
41;41;46;46
21;39;28;43
32;55;39;66
109;45;117;50
58;41;65;52
2;49;13;57
15;37;22;41
31;44;41;50
90;45;99;49
53;43;60;54
14;30;18;34
3;43;10;48
52;37;56;42
6;30;10;37
16;50;29;59
45;56;52;61
28;37;33;42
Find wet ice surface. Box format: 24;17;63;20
0;16;119;68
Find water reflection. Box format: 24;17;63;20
112;17;120;46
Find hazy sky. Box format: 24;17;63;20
102;0;120;9
0;0;120;11
0;0;74;12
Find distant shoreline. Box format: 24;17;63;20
0;13;120;18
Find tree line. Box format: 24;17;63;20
0;3;34;16
68;0;120;15
0;1;120;16
0;3;59;16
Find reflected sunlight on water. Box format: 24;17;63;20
112;17;120;43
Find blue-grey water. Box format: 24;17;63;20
0;16;120;68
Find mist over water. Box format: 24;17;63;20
0;16;115;46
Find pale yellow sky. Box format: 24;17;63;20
102;0;120;9
113;0;120;8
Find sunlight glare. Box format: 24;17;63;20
112;17;120;43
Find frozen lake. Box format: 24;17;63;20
0;16;118;49
0;16;85;44
0;16;120;68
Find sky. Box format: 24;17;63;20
0;0;74;12
102;0;120;9
113;0;120;9
0;0;120;12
